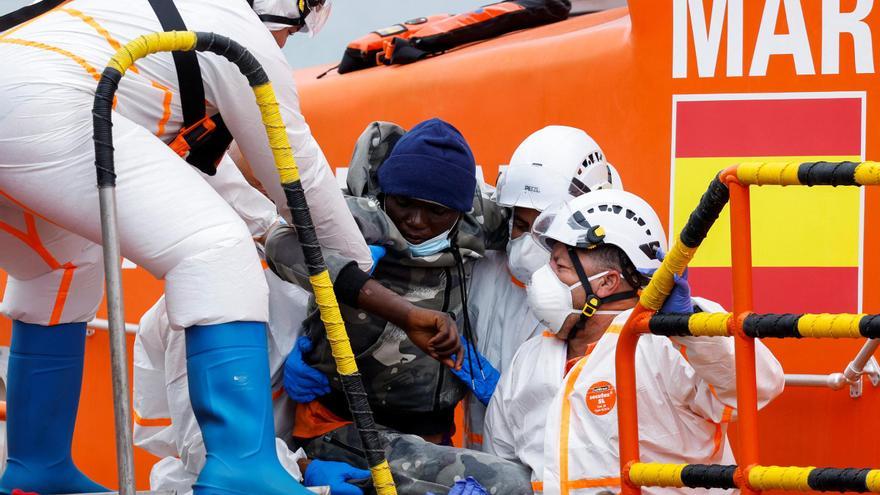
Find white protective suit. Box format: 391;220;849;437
133;268;311;495
0;0;370;329
484;298;786;495
464;251;542;449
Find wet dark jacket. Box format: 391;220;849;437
267;121;508;436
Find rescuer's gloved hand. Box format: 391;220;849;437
639;248;693;314
368;244;386;274
283;336;331;403
428;476;490;495
304;459;371;495
450;338;501;406
660;267;692;314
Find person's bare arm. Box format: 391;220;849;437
356;279;463;369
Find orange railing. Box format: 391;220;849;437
616;162;880;494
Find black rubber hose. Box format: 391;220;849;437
648;314;693;336
679;175;729;248
798;161;859;186
680;464;738;490
807;467;871;492
742;313;801;338
92;67;123;187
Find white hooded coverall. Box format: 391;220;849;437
464;251;542;449
0;0;370;329
484;298;786;495
133;268;311;495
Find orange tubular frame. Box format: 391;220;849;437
725;171;761;495
618;160;880;492
617;165;762;495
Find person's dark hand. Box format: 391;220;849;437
404;307;464;370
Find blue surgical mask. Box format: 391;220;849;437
407;229;452;257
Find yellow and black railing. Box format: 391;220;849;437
93;31;396;495
616;161;880;495
642;312;880;339
627;462;880;493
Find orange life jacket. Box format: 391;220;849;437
338;0;571;74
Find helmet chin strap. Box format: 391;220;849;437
566;246;636;341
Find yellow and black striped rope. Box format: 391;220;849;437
749;466;880;493
628;463;737;490
640;175;729;311
94;31;396;495
639;161;880;313
629;463;880;492
648;312;731;337
644;312;880;339
743;313;880;339
736;161;880;186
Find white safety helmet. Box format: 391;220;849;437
532;189;666;275
494;126;622;212
250;0;332;35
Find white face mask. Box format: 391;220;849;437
406;228;453;257
506;234;550;284
526;264;620;334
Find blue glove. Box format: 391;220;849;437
283;336;331;403
304;459;371;495
431;477;489;495
368;245;386;275
450;338;501;406
661;266;692;314
639;248;693;314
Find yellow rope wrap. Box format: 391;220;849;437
640;237;697;311
736;162;802;186
855;162;880;185
748;466;814;491
688;312;732;337
309;271;357;376
797;313;865;338
252;83;300;184
369;460;397;495
866;470;880;492
108;31;196;74
628;463;686;488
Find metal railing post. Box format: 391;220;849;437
727;180;761;495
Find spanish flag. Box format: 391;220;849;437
672;94;863;313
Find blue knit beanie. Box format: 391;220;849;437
378;118;476;213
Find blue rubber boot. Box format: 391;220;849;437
185;322;312;495
0;321;108;495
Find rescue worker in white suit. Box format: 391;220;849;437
133;266;373;495
458;125;623;449
483;190;785;494
0;1;459;494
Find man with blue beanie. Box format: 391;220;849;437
265;119;533;494
379;117;477;214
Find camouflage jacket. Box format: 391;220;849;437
267;121;509;436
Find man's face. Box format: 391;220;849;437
510;206;540;240
384;195;460;244
270;26;301;48
548;242;623;338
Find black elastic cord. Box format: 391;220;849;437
452;246;483;378
566;247;594;341
566;247;636;341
